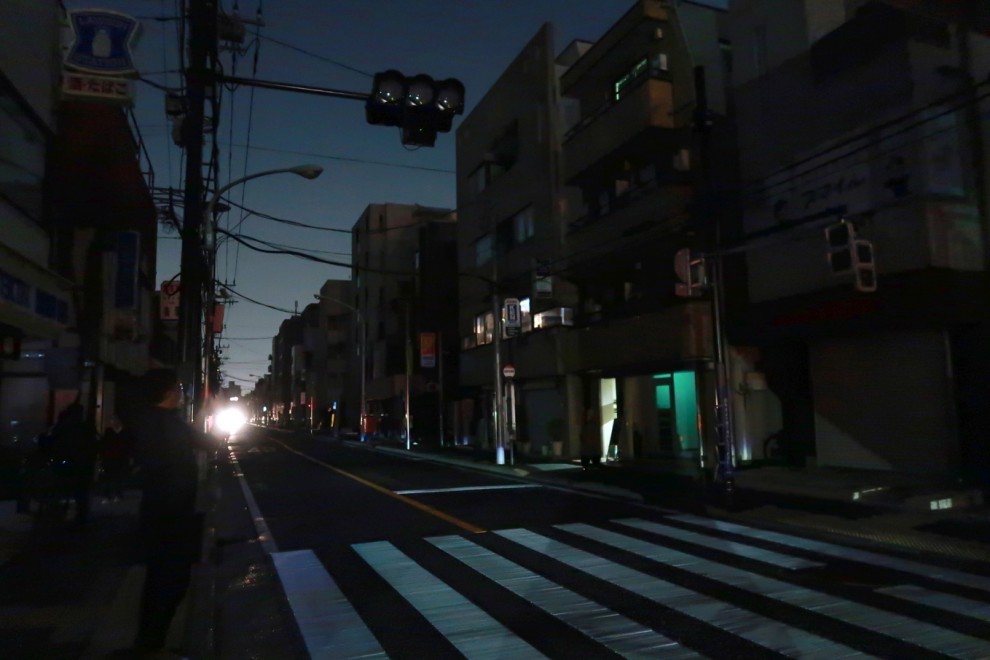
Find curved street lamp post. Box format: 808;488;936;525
201;165;323;422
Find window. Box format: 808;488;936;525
534;307;574;329
512;206;535;244
597;190;610;216
520;297;533;333
474;233;494;266
614;57;648;100
473;311;494;345
0;89;46;222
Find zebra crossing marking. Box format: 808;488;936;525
427;534;698;659
614;518;823;570
877;584;990;620
497;527;861;658
353;540;547;659
562;522;990;658
272;549;386;659
670;514;990;593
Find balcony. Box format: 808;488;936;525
563;77;678;185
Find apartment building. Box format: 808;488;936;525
456;2;731;468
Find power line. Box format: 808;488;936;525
258;32;373;78
223;142;455;174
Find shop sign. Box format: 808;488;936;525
65;10;140;75
61;71;134;106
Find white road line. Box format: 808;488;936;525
353;540;547;659
498;528;861;659
428;534;698;658
273;549;386;659
229;450;278;554
395;484;542;495
878;584;990;620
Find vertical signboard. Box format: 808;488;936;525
420;332;437;368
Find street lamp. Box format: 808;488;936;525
199;164;324;422
314;293;364;441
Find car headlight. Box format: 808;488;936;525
216;408;247;434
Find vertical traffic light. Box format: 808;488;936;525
825;220;876;292
365;71;465;147
673;247;707;297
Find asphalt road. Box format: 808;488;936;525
229;426;990;659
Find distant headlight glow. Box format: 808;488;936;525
216;408;246;434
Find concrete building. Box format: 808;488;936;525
351;203;456;444
456;2;731;468
1;2;157;463
315;278;353;432
727;0;990;487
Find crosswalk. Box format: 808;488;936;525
272;515;990;659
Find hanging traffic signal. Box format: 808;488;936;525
825;220;876;292
366;70;465;147
673;247;707;298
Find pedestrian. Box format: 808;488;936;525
579;407;602;469
43;401;99;526
129;368;217;654
99;414;133;500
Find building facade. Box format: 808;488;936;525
351;203;457;444
456;2;731;470
727;0;990;485
1;2;157;468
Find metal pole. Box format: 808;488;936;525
360;308;366;442
405;301;411;450
438;332;444;448
711;257;735;493
492;289;504;465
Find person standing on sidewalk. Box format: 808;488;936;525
99;414;134;500
42;401;100;526
129;368;217;654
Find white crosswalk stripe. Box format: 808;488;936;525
427;534;699;659
275;516;990;658
560;522;990;659
498;527;863;659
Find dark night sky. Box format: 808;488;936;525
62;0;713;388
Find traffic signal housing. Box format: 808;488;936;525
673;248;707;298
825;220;876;293
366;70;465;147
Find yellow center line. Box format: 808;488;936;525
270;438;486;534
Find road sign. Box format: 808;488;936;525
502;364;515;379
160;280;180;320
504;298;521;337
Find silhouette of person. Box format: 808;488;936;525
129;369;217;653
99;415;133;500
44;401;99;525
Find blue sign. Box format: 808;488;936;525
66;10;140;75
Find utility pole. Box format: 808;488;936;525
693;65;735;500
178;0;217;420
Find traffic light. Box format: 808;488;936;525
673;247;707;298
825;220;876;292
366;70;465;147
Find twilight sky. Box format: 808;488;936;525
62;0;654;389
